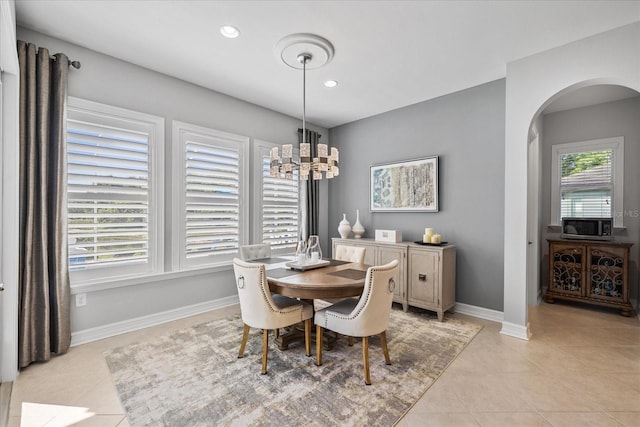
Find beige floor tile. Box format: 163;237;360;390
560;373;640;412
512;341;589;373
587;327;640;346
401;411;480;427
447;344;543;374
18;401;97;426
473;411;553;427
10;369;124;415
501;372;600;412
540;411;624;427
462;327;531;351
406;375;467;413
607;412;640;427
72;414;128;427
8;301;640;426
448;373;536;412
569;345;640;373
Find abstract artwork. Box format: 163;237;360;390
370;156;438;212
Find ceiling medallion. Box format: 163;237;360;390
270;34;339;181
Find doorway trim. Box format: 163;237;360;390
502;22;640;340
1;0;20;383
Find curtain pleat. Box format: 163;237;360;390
17;40;71;368
298;129;320;239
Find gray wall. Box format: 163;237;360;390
17;27;329;332
541;95;640;309
328;80;506;311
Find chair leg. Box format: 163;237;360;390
238;324;250;358
362;336;371;385
261;329;269;375
275;328;280;339
304;319;311;357
380;330;392;365
315;324;323;366
348;336;354;346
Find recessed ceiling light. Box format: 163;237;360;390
324;80;338;88
220;25;240;39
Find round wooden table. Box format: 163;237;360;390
263;260;369;350
266;262;368;300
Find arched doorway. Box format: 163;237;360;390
526;84;640;326
502;22;640;341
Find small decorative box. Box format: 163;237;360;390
375;229;402;243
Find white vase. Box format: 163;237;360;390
338;213;351;238
352;209;365;238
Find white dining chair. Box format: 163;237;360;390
233;258;313;375
326;244;367;321
239;243;271;260
314;259;398;385
334;244;366;264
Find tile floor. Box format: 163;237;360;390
7;301;640;427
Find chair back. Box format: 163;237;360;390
334;244;366;263
347;259;398;336
232;258;279;329
239;243;271;260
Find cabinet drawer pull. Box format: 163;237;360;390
418;273;427;281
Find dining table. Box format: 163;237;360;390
247;256;370;350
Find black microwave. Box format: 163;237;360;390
561;217;613;240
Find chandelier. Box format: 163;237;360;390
270;34;339;181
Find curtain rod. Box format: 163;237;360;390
51;55;81;69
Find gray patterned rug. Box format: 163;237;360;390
104;306;481;426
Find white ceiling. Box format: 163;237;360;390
14;1;640;128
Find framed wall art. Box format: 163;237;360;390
370;156;439;212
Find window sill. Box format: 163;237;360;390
546;224;627;233
70;263;233;294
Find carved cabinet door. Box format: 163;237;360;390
549;243;586;296
587;246;627;303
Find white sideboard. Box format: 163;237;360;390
331;238;456;320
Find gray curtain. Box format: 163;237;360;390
298;129;320;238
17;40;71;368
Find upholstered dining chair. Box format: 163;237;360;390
314;259;398;385
233;258;313;375
334;244;366;264
326;244;367;324
239;243;271;261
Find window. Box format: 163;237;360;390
67;98;164;282
254;140;300;254
172;121;249;269
551;137;624;227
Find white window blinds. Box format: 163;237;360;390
66;97;164;280
261;155;299;252
560;149;613;219
172;121;248;269
185;141;240;259
551;137;624;227
67;122;149;270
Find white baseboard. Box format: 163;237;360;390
70;295;239;347
455;303;532;341
500;321;531;341
0;381;12;427
454;302;504;323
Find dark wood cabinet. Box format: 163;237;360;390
545;239;633;316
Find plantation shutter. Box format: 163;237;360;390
560;149;613;219
185;140;240;259
262;155;299;251
67;121;149;270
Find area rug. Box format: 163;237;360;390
104;306;482;426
